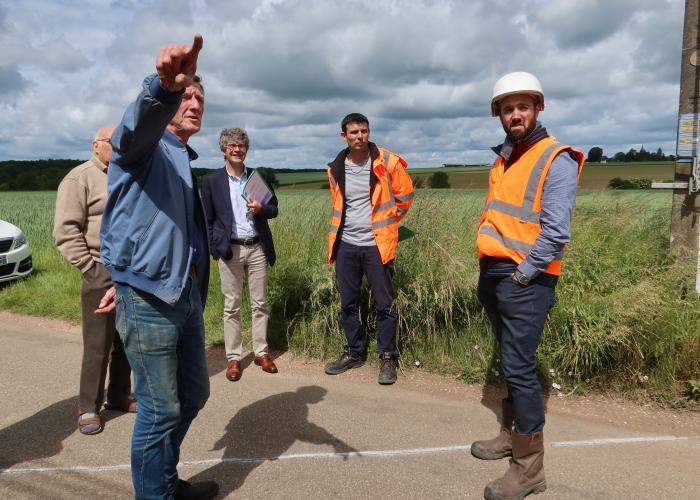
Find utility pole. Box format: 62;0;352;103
671;0;700;292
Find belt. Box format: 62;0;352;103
480;257;516;268
479;257;558;287
231;236;260;246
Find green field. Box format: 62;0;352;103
0;188;697;405
276;162;675;190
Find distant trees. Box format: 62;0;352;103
1;162;283;192
587;147;604;163
256;166;280;189
586;146;675;163
429;171;450;188
0;159;83;191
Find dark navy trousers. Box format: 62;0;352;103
335;241;398;358
477;259;557;434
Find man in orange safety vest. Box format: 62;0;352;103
324;113;414;385
472;72;584;500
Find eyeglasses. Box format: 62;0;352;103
94;138;111;145
225;143;247;150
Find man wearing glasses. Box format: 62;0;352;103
201;128;279;382
54;125;136;436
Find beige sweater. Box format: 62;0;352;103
53;156;108;273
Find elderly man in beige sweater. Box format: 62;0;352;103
53;124;135;435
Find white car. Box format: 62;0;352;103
0;219;33;283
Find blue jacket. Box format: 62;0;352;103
201;167;278;265
100;74;210;306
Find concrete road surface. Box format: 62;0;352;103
0;314;698;499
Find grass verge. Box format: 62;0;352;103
0;189;697;407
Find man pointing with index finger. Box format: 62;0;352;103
100;34;218;500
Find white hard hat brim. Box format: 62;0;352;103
491;91;545;117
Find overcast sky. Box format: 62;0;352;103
0;0;685;169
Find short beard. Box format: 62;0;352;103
505;122;535;142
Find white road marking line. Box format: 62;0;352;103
552;436;689;447
0;436;692;476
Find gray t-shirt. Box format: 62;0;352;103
341;156;375;246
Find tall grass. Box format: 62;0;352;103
0;189;697;405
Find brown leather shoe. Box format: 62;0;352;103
104;396;137;413
226;360;242;381
254;355;278;374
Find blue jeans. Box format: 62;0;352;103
335;241;398;358
477;260;556;435
115;276;210;500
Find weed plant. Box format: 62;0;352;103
0;189;697;406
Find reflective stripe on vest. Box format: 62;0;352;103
484;142;562;223
479;225;563;261
372;216;397;229
329;208;342;234
372;150;398;214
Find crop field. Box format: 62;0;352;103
276;161;675;190
0;187;697;404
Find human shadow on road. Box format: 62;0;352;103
479;349;550;430
0;395;135;471
0;396;78;470
188;386;357;497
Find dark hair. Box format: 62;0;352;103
341;113;369;132
192;74;204;94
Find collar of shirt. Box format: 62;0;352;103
226;166;248;183
163;129;199;161
491;122;548;163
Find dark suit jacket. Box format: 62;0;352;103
201;167;277;266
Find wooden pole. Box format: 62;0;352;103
671;0;700;292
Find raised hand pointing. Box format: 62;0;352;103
156;33;203;92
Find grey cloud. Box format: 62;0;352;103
527;0;662;49
35;38;91;72
0;67;28;96
0;0;688;169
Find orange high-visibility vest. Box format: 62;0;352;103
477;136;584;275
327;147;414;264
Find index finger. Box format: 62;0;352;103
186;33;203;58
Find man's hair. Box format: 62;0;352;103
192;74;204;94
341;113;369;132
219;128;249;150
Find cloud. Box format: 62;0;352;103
0;0;686;167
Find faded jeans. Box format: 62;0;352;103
115;275;210;500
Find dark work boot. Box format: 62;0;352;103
378;352;397;385
483;431;546;500
174;479;219;500
471;399;514;460
324;348;365;375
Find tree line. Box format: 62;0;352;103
587;146;675;163
0;160;281;192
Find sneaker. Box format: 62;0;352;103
324;348;365;375
378;353;397;385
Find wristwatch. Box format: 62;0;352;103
512;269;530;285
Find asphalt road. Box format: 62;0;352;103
0;316;698;499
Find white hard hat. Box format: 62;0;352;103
491;72;545;117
